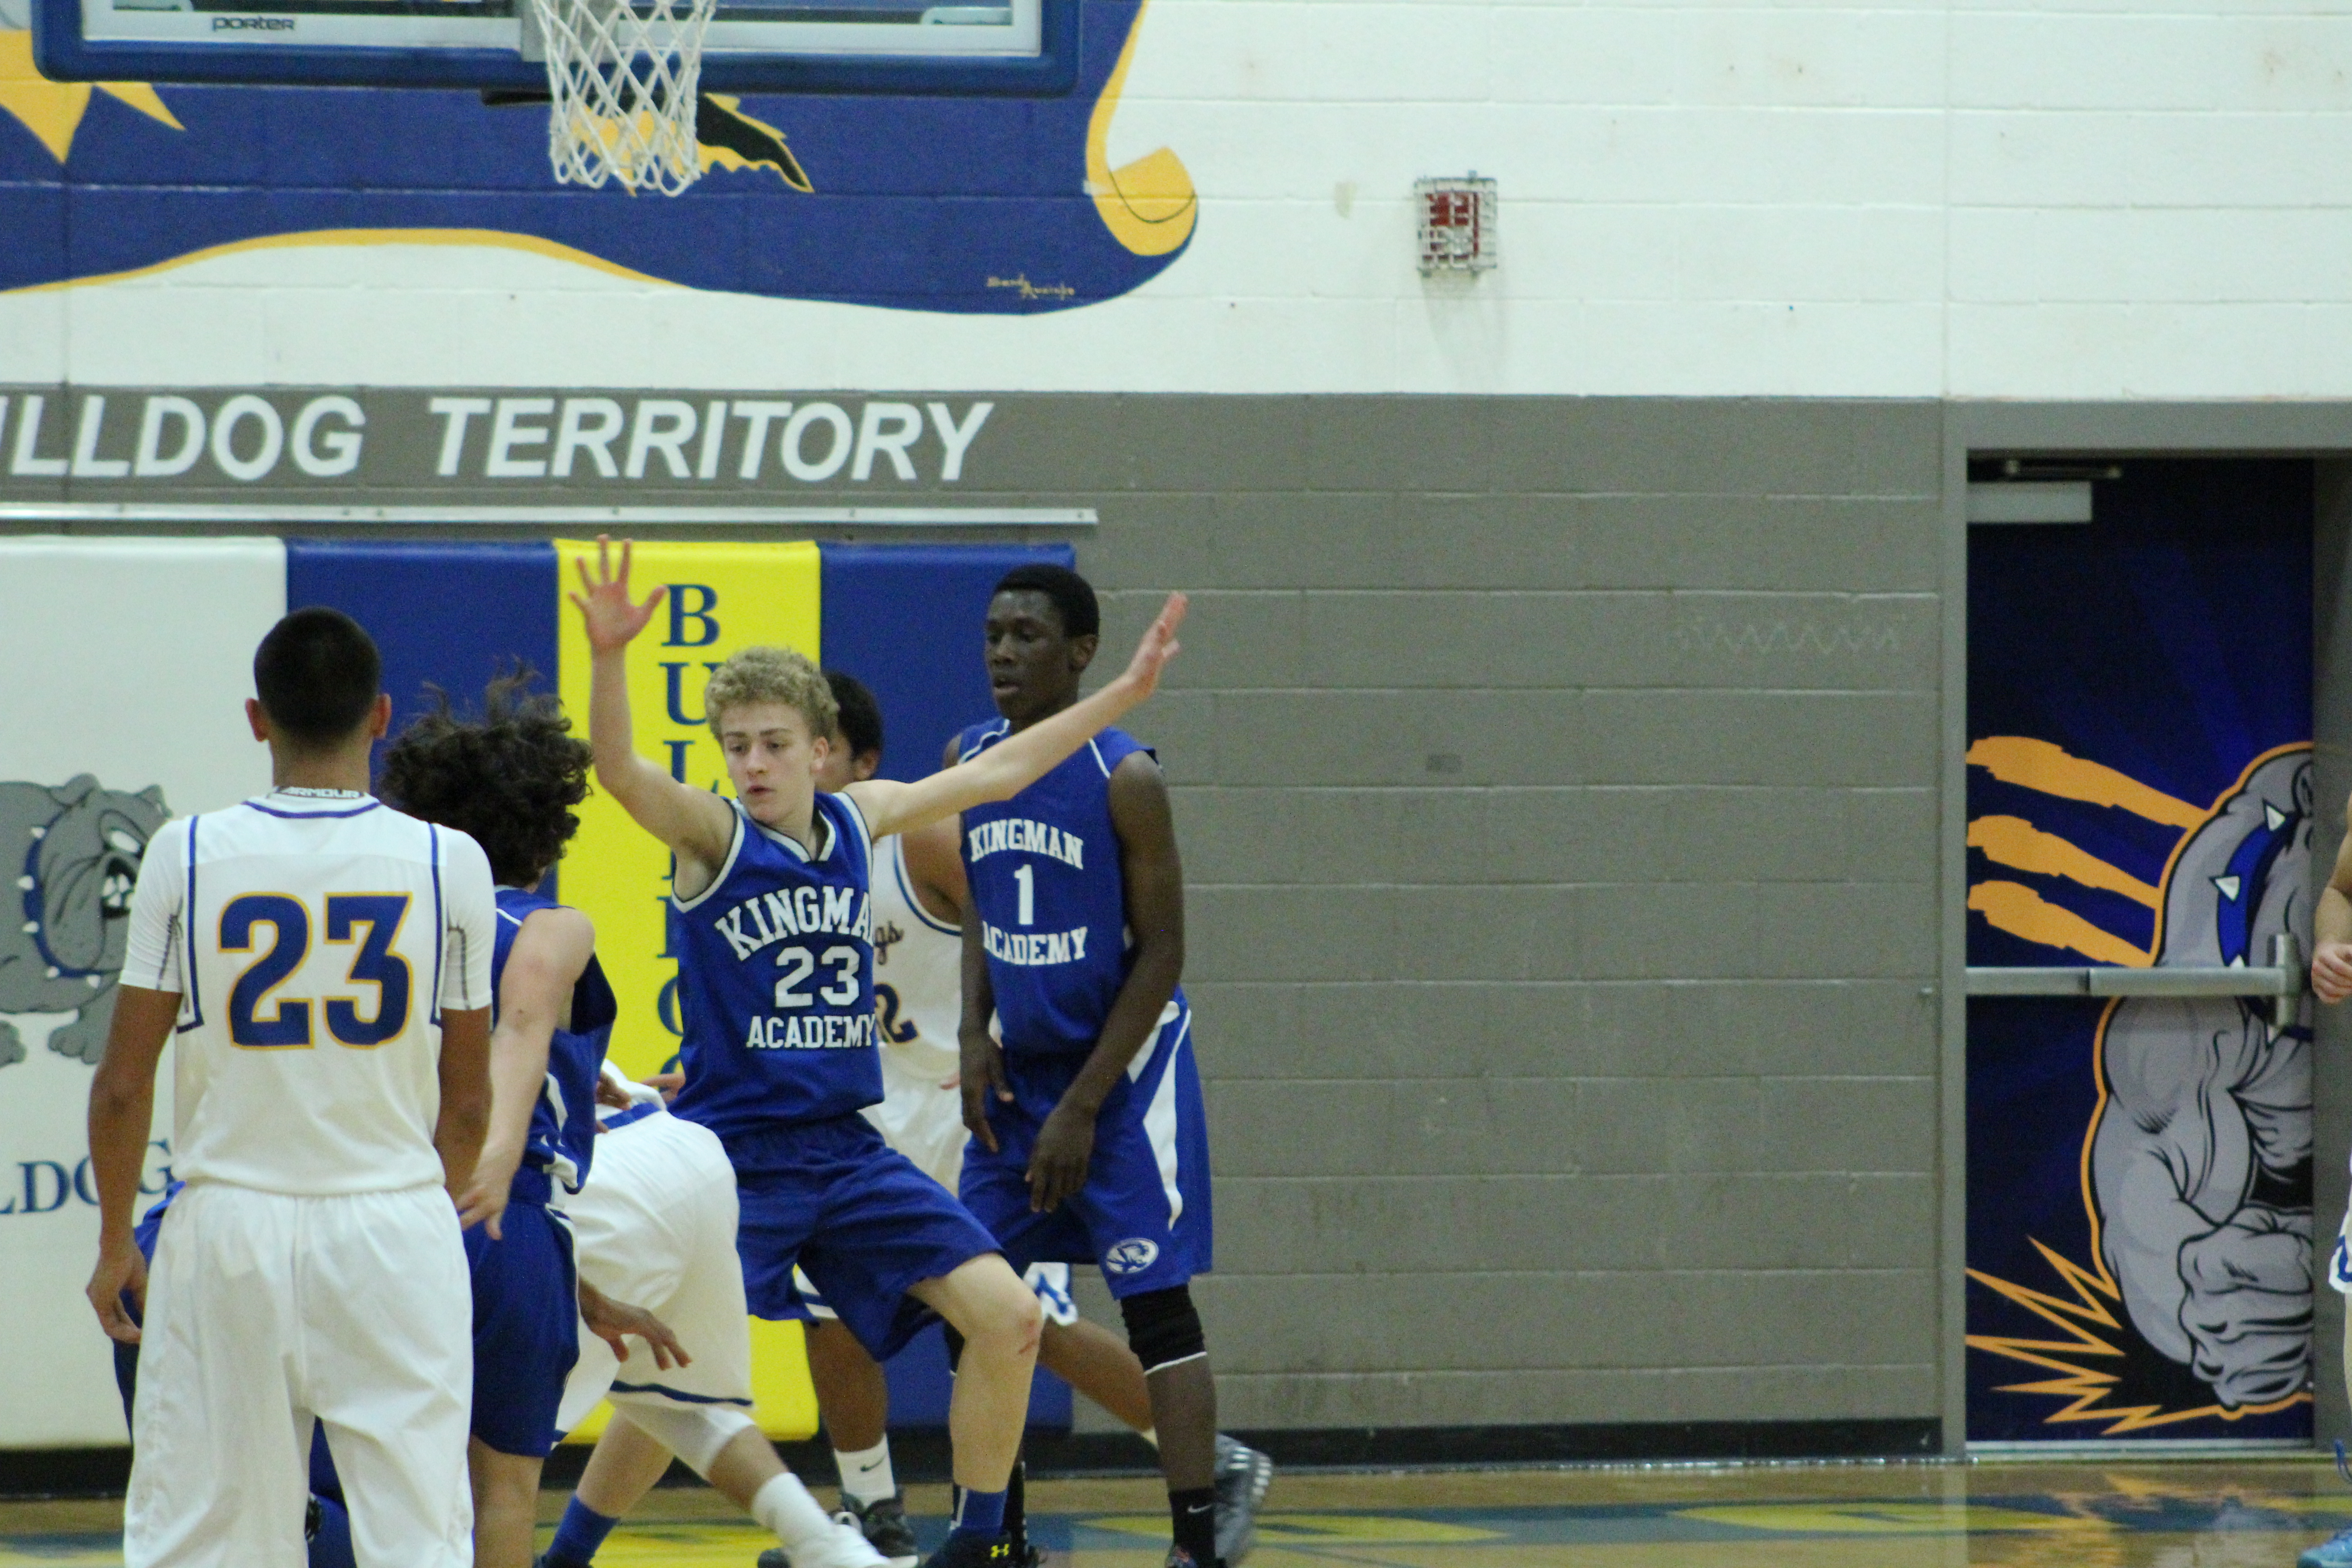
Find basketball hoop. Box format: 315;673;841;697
530;0;715;195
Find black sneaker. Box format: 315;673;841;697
919;1533;1017;1568
1211;1435;1273;1566
840;1493;919;1568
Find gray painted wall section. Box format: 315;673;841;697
29;395;2352;1444
1057;399;1948;1434
4;395;1955;1439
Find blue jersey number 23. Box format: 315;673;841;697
221;892;414;1049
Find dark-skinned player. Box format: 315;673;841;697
953;565;1268;1568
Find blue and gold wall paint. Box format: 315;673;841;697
0;1;1193;309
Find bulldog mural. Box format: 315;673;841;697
0;774;171;1068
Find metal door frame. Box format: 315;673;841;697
1939;405;2352;1456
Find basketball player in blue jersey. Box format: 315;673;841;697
570;536;1186;1568
809;672;1266;1568
381;673;688;1568
534;673;1238;1568
955;565;1259;1568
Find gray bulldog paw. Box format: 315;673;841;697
47;991;116;1066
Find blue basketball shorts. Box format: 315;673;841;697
724;1112;1003;1362
464;1174;579;1459
959;1001;1213;1299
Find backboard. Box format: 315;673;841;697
29;0;1074;94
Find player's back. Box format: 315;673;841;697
133;790;495;1196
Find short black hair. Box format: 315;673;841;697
991;564;1099;640
380;667;592;888
254;607;382;747
825;670;884;763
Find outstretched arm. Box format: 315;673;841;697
847;593;1186;843
897;813;968;926
569;537;736;883
456;906;595;1238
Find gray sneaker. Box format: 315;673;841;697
840;1493;920;1568
1211;1435;1273;1566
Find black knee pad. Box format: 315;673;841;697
1119;1286;1206;1374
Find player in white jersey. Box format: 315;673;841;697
85;608;498;1568
533;1062;887;1568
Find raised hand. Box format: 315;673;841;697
568;535;667;655
1114;592;1187;702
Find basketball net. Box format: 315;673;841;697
531;0;714;195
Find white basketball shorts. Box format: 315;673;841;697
126;1181;472;1568
557;1107;755;1430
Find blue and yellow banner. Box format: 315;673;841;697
0;534;1070;1446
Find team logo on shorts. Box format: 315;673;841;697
1102;1238;1160;1277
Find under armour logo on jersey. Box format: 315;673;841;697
1103;1237;1160;1276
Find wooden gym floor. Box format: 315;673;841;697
10;1459;2352;1567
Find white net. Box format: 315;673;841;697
531;0;715;196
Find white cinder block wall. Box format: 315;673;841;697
8;0;2352;394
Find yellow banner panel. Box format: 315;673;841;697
554;538;822;1443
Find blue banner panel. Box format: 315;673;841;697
818;543;1075;781
285;538;560;773
1965;460;2314;1443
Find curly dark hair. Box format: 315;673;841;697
380;667;592;889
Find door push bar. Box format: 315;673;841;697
1965;936;2306;1029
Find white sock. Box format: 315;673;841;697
752;1473;838;1553
834;1439;896;1508
1140;1428;1159;1449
